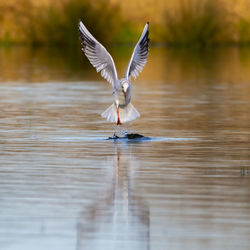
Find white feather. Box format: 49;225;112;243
101;103;140;124
79;21;118;87
124;22;150;80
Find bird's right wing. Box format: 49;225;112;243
79;21;118;86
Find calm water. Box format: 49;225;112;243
0;46;250;250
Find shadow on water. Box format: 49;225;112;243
76;142;150;250
2;45;250;84
107;133;150;141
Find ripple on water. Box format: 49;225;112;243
44;134;198;143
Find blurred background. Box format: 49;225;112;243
2;0;250;82
1;1;250;250
1;0;250;46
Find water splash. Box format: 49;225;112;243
113;124;132;138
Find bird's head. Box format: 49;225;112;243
122;81;129;94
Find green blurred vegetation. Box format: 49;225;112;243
164;0;232;47
27;0;120;45
0;0;137;46
238;18;250;45
1;0;250;47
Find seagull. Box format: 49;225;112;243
79;21;149;125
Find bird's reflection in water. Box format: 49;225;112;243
77;142;150;250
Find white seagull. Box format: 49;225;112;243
79;21;149;125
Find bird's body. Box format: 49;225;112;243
79;21;149;125
114;79;131;108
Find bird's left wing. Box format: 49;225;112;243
124;22;150;80
79;21;118;86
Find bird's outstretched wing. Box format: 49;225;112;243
79;21;118;86
124;22;150;80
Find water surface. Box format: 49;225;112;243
0;46;250;250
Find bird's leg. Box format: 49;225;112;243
113;125;119;138
116;108;122;125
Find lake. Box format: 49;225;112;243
0;46;250;250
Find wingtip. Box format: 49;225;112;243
78;20;82;29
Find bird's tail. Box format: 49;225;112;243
101;103;140;124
